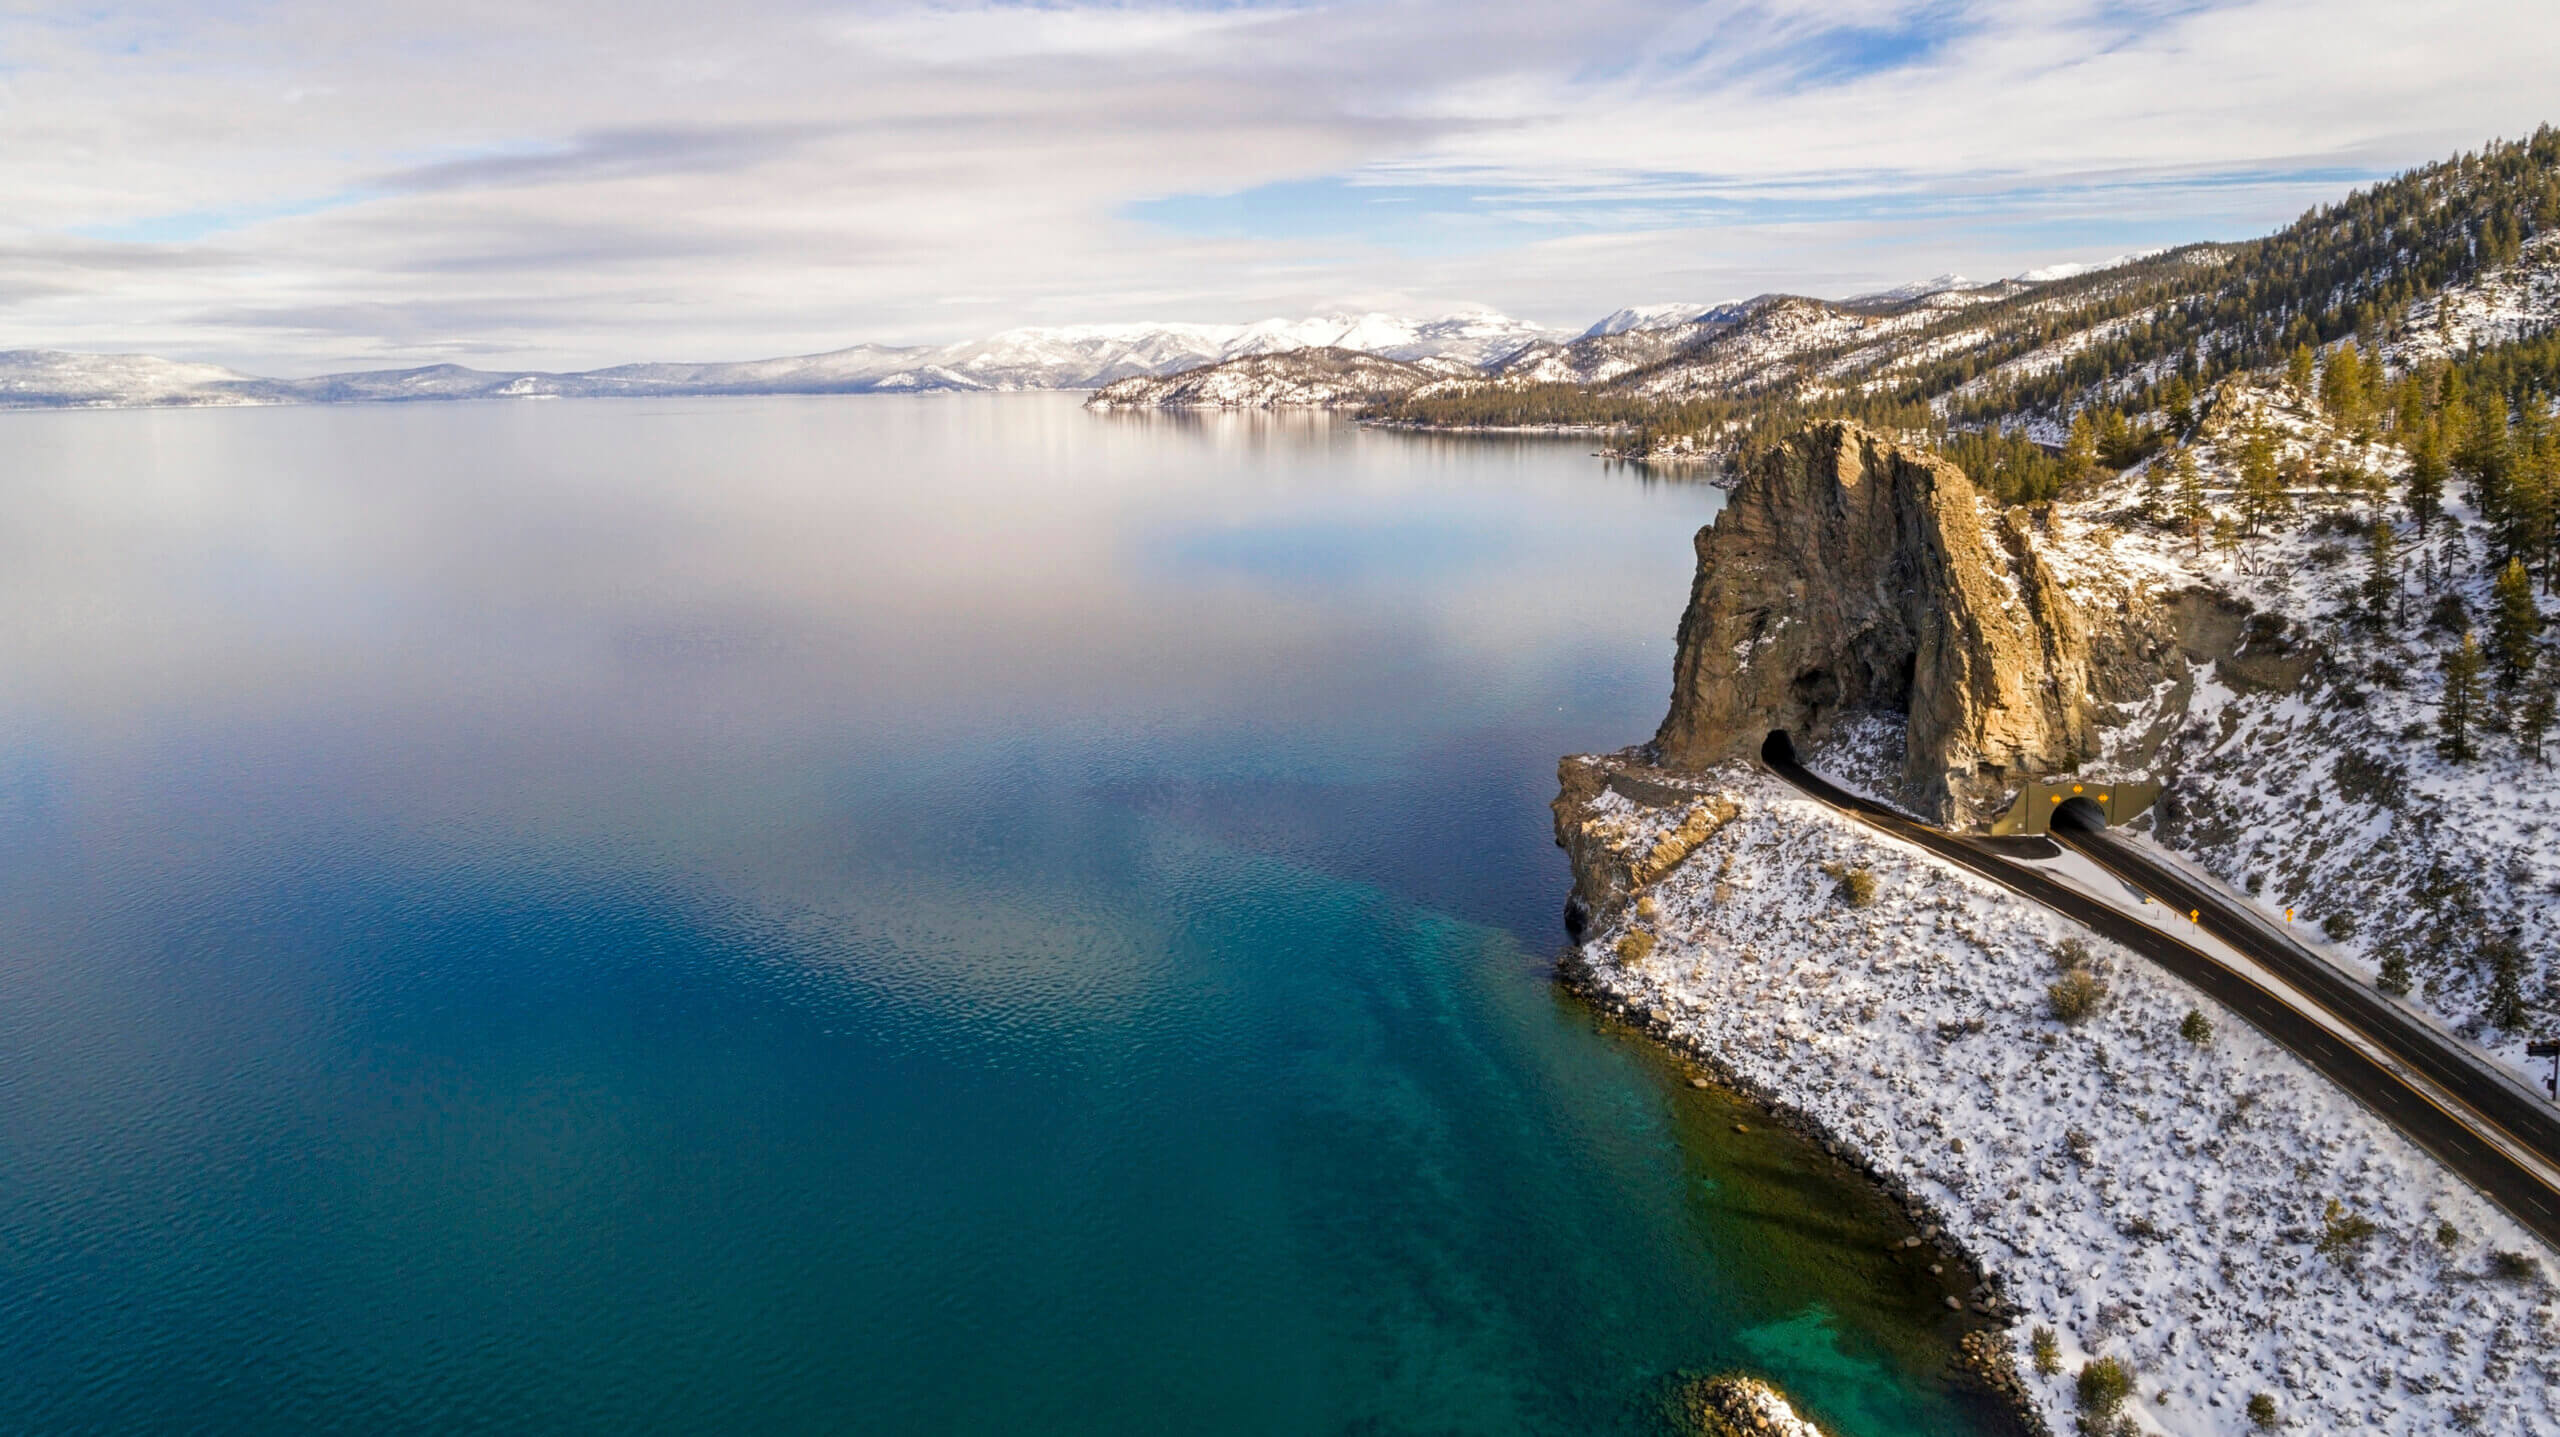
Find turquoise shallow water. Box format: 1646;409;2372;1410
0;396;2012;1433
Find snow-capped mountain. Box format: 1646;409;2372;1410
1844;273;1978;305
0;311;1569;409
1579;303;1729;339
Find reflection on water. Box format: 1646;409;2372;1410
0;394;2007;1434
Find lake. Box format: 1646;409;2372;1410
0;394;2012;1434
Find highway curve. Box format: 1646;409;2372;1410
1757;731;2560;1251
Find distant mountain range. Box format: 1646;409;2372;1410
0;263;2130;411
0;313;1564;410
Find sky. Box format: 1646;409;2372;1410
4;0;2558;374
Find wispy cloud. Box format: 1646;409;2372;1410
0;0;2552;371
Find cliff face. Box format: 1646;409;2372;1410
1653;422;2127;823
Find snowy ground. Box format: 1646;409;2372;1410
1573;759;2560;1435
2022;374;2560;1090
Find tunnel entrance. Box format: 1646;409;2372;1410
1989;777;2162;837
2051;796;2108;832
1761;730;1799;767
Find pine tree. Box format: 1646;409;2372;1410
2407;426;2448;535
2521;675;2556;765
2237;424;2291;538
2485;933;2530;1033
2321;343;2366;426
2439;631;2487;762
2363;518;2400;626
2395;370;2429;438
2519;416;2558;585
2287;344;2317;397
2461;400;2513;532
2162;374;2195;435
2062;410;2097;493
2492;556;2545;718
2174;447;2210;553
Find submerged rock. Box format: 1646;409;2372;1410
1672;1373;1831;1437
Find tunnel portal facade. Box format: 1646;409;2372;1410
1989;776;2162;837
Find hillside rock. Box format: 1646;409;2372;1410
1652;421;2126;824
1082;347;1447;410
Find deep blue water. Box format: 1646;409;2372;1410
0;396;2008;1434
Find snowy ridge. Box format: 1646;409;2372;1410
1082;347;1447;410
1844;273;1978;305
1579;301;1732;338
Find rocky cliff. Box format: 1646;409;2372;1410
1652;421;2162;824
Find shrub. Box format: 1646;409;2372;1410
2049;968;2108;1025
2178;1008;2212;1045
1615;929;1657;967
2076;1357;2133;1421
2052;938;2093;971
2247;1391;2279;1428
2435;1219;2460;1250
2030;1326;2061;1376
2315;1199;2378;1264
2377;948;2413;996
1836;866;1877;907
2320;911;2357;941
2331;751;2405;806
2489;1249;2542;1282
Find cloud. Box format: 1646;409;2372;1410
0;0;2551;371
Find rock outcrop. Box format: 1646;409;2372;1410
1551;755;1739;934
1652;421;2117;824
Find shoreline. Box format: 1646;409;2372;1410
1555;754;2560;1435
1560;948;2045;1436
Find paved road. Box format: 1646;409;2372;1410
1758;732;2560;1250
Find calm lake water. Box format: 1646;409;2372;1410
0;394;2010;1434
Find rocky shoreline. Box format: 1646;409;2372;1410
1567;957;2043;1430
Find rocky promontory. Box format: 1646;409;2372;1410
1650;421;2179;824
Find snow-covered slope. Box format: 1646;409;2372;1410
1082;347;1447;409
2388;231;2560;367
2025;374;2560;1093
1494;304;1764;386
1844;273;1978;305
1566;754;2558;1436
0;351;286;407
1579;302;1729;338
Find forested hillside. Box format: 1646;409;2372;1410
1369;128;2560;504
